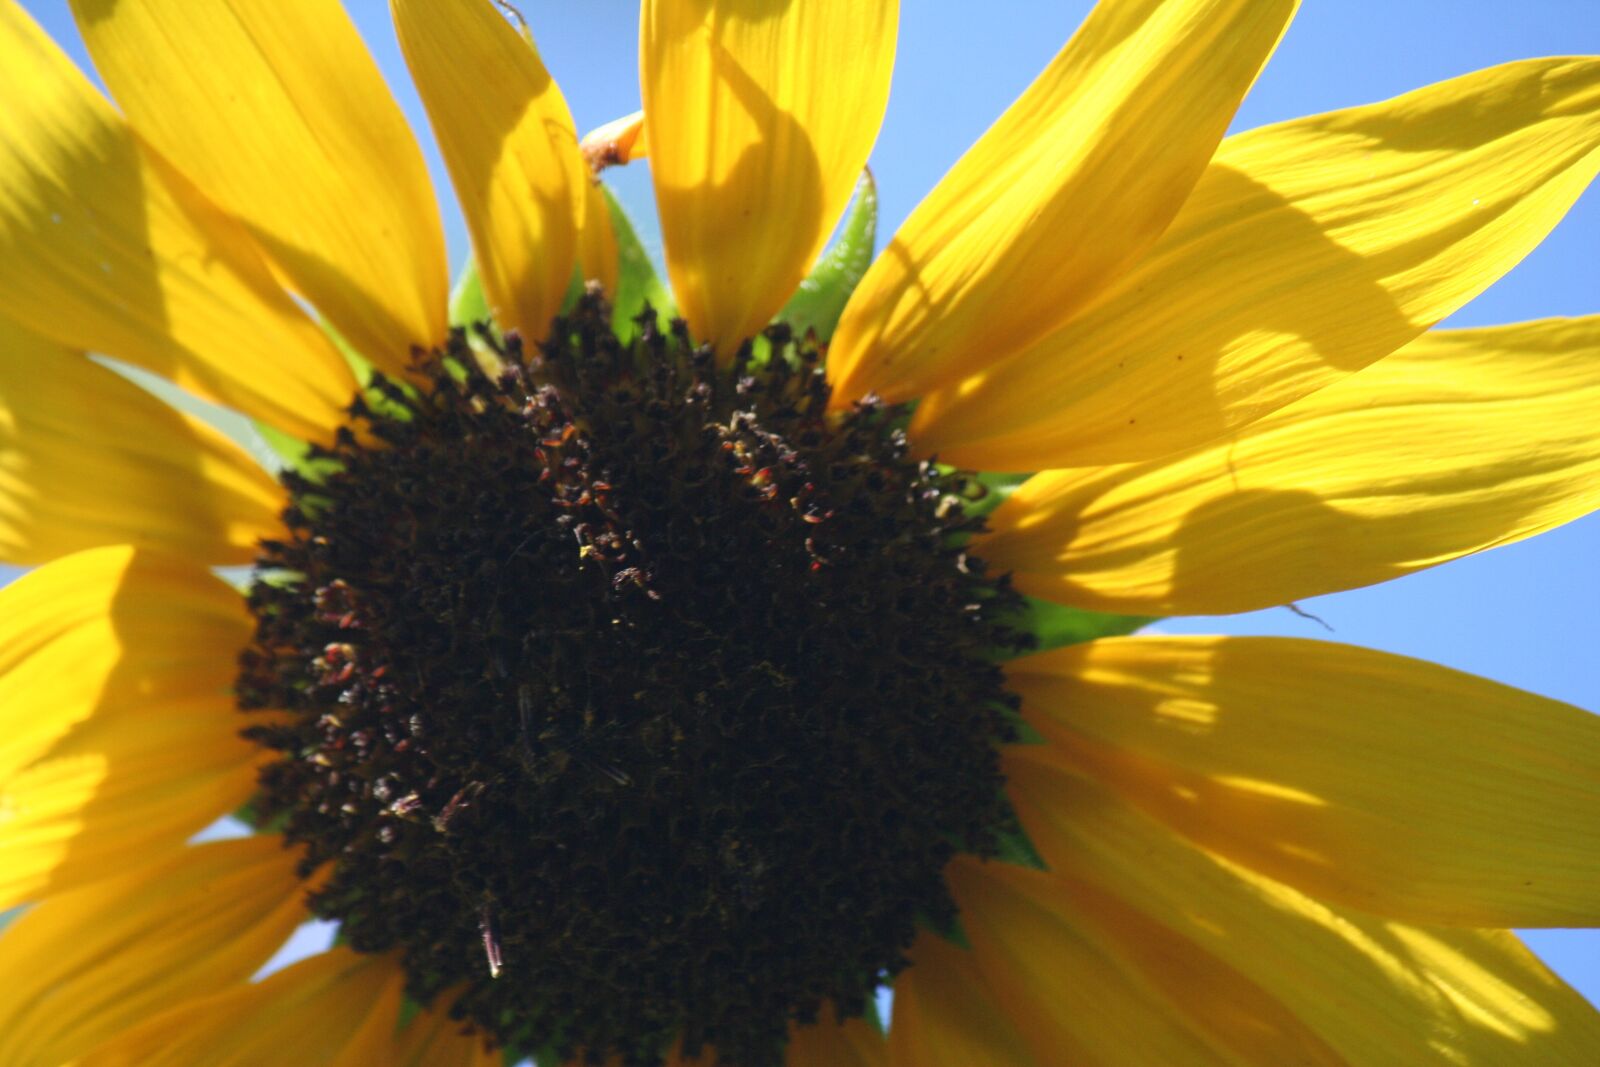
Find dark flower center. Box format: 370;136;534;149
236;292;1029;1066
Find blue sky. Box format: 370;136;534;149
15;0;1600;1016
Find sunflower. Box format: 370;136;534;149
2;0;1600;1063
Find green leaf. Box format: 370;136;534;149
1004;596;1155;658
449;257;492;328
605;185;674;337
780;169;877;342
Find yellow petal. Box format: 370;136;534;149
0;836;307;1067
393;0;585;342
582;110;649;173
0;2;356;442
0;318;283;567
886;931;1037;1067
332;978;496;1067
1006;756;1600;1064
71;0;449;371
641;0;897;355
383;1006;499;1067
949;858;1341;1066
981;316;1600;615
1010;635;1600;927
580;176;622;297
828;0;1298;407
787;1015;885;1067
77;948;397;1067
914;57;1600;470
0;546;255;907
944;859;1245;1065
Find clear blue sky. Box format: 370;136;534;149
15;0;1600;1012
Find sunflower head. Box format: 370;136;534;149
236;291;1030;1064
3;0;1600;1065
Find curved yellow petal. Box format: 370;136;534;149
1006;754;1600;1065
333;979;497;1067
0;546;255;908
0;837;306;1067
641;0;897;355
77;948;397;1067
70;0;449;371
582;110;649;173
393;0;585;342
828;0;1298;407
1009;635;1600;927
914;57;1600;470
580;176;622;297
787;1015;886;1067
887;931;1036;1067
948;858;1341;1066
944;859;1245;1065
981;316;1600;615
383;1007;499;1067
0;2;356;442
0;318;283;567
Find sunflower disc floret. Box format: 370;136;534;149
236;293;1031;1066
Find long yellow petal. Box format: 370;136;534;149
579;176;622;297
641;0;897;355
787;1016;886;1067
828;0;1298;407
1009;635;1600;927
0;2;356;442
914;57;1600;469
393;0;585;342
382;1006;499;1067
0;318;282;567
0;546;255;908
332;979;496;1067
70;0;449;371
944;859;1246;1065
1006;754;1600;1065
77;948;397;1067
0;837;306;1067
887;931;1037;1067
981;316;1600;615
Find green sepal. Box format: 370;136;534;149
232;793;291;834
917;906;972;950
992;793;1049;871
1000;705;1047;746
779;169;877;342
560;262;585;316
962;470;1030;521
862;996;888;1035
449;257;492;328
252;420;311;471
993;826;1049;872
248;314;404;480
604;185;674;337
1002;595;1154;658
253;420;345;485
